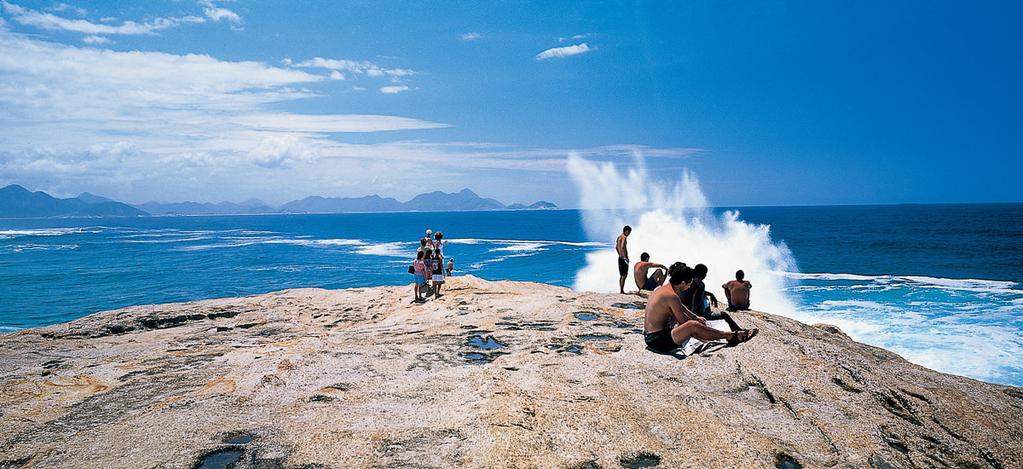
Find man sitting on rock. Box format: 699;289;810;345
681;263;743;332
722;269;752;311
644;266;757;354
633;252;667;292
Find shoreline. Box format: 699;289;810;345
2;276;1021;467
3;273;1022;387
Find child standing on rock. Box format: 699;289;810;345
412;251;427;303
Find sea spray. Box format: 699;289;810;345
566;152;800;316
566;153;1023;385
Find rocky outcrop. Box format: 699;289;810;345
1;276;1021;468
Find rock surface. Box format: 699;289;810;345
1;276;1022;468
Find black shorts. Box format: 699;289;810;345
618;257;629;276
644;329;678;353
641;276;658;291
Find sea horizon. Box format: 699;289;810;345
3;204;1021;387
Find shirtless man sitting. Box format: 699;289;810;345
644;266;757;354
722;269;752;311
633;252;666;292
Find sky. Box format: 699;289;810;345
0;0;1020;207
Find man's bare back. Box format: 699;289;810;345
643;283;691;334
722;280;752;308
633;260;666;290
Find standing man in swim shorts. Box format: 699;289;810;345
616;225;632;294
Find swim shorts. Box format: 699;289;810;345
618;257;629;276
727;303;750;312
642;276;658;291
644;329;678;353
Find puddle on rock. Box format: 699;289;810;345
467;335;505;350
561;344;584;354
462;351;508;364
463;335;509;364
775;453;802;469
611;302;645;310
222;432;254;445
574;311;599;321
577;333;618;342
619;452;661;468
195;448;244;469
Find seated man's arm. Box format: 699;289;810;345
722;287;732;305
668;296;699;325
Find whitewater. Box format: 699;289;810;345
566;153;1023;385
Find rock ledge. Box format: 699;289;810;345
1;276;1021;468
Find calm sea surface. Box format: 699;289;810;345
2;204;1021;385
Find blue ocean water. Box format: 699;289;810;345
1;204;1021;385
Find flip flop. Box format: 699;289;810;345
728;328;759;346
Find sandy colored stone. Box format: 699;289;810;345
1;276;1021;468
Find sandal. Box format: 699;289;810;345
728;328;759;346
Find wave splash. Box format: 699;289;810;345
566;153;799;315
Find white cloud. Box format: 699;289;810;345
460;32;482;41
81;34;110;44
535;43;595;60
558;33;591;42
380;85;409;94
234;114;445;133
198;0;242;27
0;27;448;196
329;70;344;80
250;134;315;169
50;2;86;16
291;57;415;81
0;0;240;36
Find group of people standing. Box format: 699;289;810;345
615;225;759;353
411;229;453;302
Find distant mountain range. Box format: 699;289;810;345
0;185;147;218
0;185;557;218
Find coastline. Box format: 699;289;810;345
2;276;1021;468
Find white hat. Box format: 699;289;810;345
426;228;432;234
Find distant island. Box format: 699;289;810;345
0;184;558;218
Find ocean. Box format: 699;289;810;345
2;204;1022;386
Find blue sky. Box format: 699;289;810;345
0;1;1020;206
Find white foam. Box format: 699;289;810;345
489;242;548;252
354;242;413;258
123;236;210;244
782;271;1021;295
7;243;79;253
565;152;1023;385
448;238;606;247
0;228;95;238
263;238;365;247
567;153;798;315
468;252;536;269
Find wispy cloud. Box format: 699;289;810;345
460;32;482;41
380;85;410;94
81;34;110;44
0;26;448;199
49;2;86;16
0;0;241;37
198;0;242;28
558;33;591;42
535;43;595;60
289;57;414;83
